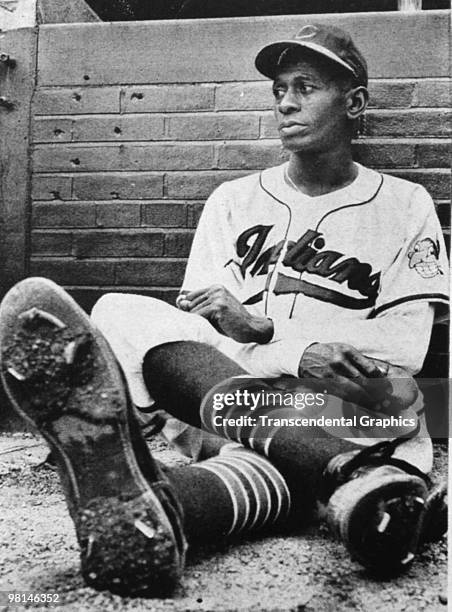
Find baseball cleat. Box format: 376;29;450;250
0;278;187;596
320;439;446;574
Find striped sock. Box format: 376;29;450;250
144;342;356;520
197;446;291;537
167;445;291;541
199;377;358;516
200;376;293;456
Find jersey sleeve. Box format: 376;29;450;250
270;301;434;376
181;183;242;295
372;185;449;319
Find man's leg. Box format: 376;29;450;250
143;341;446;572
0;279;295;596
91;292;234;459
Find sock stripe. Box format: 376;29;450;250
219;455;274;530
238;457;284;524
226;450;291;523
206;449;292;532
197;461;250;535
210;456;268;532
196;463;239;536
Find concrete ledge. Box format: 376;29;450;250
37;10;450;86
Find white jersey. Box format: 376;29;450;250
182;162;448;376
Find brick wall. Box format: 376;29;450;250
30;13;450;343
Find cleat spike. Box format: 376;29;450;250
63;335;91;365
377;511;391;533
134;519;156;539
86;534;95;559
63;340;77;365
7;367;25;381
19;307;66;330
400;552;415;565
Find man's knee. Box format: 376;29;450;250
91;293;127;329
91;293;171;328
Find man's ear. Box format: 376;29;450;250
345;86;369;120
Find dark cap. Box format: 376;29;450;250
255;24;368;87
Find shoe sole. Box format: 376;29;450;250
326;466;428;574
0;278;185;596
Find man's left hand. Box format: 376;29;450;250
178;285;273;344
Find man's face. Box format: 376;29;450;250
272;56;351;154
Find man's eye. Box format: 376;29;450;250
298;83;313;94
272;87;285;99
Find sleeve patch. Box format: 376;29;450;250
407;237;444;279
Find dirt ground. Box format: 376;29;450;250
0;432;447;612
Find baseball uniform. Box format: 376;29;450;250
182;161;448;376
92;161;447;466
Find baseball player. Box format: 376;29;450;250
0;24;448;597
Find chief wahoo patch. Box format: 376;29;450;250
408;237;443;278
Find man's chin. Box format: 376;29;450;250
280;139;316;155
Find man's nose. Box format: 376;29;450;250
277;90;300;114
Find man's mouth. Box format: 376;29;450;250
278;121;307;134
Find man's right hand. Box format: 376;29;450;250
298;342;402;411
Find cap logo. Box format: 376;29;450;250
294;25;319;40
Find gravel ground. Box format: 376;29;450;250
0;432;447;612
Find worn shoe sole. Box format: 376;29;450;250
325;465;428;574
0;278;186;596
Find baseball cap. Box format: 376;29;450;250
255;24;368;87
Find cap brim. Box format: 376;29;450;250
255;40;357;79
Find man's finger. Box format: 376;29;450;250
184;287;213;301
189;302;215;317
325;376;377;409
347;347;383;377
190;305;225;334
186;293;212;310
333;359;368;388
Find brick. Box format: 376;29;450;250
164;232;194;257
96;202;141;227
73;173;163;200
352;142;416;169
413;80;450;107
367;80;415;109
121;85;215;113
218;142;288;170
167;114;259;141
30;258;115;284
260;113;279;139
215;82;273;111
74;230;164;258
165;171;249;199
32;203;96;228
142;203;187;227
31;231;73;256
416;141;451;168
363;110;451;137
32;175;72;201
34;87;120;115
33;118;73;143
387;170;450;200
115;259;186;286
72;115;164;142
33;143;215;172
187;203;205;228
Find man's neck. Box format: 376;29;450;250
287;148;358;198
